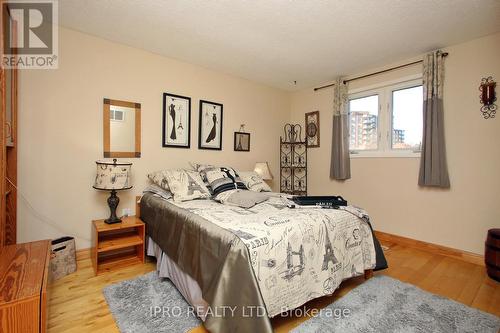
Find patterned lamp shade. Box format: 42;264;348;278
93;159;133;191
254;162;273;180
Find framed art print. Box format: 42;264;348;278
305;111;320;147
199;100;223;150
234;132;250;151
163;93;191;148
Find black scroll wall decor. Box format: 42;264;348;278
280;124;307;195
479;76;497;119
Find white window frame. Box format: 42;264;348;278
110;108;125;122
348;74;422;158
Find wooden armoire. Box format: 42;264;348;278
0;1;18;247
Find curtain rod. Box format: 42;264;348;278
313;52;449;92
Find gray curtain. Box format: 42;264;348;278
330;78;351;180
418;51;450;188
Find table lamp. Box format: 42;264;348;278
254;162;273;181
93;159;132;224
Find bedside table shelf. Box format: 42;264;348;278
98;252;143;272
92;216;145;275
97;233;143;253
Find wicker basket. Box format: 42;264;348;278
50;236;77;281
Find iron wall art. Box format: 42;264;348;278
479;76;496;119
282;123;303;143
280;123;307;195
305;111;320;148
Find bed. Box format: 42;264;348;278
138;192;387;333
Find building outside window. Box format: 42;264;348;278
348;78;423;157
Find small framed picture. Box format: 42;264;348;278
199;100;223;150
163;93;191;148
305;111;320;148
234;132;250;151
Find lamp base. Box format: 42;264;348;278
105;217;122;224
105;190;122;224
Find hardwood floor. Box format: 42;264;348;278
47;241;500;333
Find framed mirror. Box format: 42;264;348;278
103;98;141;158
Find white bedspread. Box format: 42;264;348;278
171;196;376;317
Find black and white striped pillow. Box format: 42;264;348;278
200;167;247;195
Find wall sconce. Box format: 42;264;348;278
479;77;497;119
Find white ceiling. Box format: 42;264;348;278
59;0;500;91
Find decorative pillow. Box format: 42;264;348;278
143;184;172;201
147;170;171;191
160;169;211;202
188;162;215;187
238;171;272;192
200;166;247;195
189;162;215;172
214;189;270;209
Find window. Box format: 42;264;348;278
391;86;423;151
348;78;422;157
110;109;124;122
349;95;379;150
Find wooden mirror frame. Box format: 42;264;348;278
103;98;141;158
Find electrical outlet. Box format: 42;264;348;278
122;208;132;217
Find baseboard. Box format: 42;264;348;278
375;230;484;266
76;247;91;261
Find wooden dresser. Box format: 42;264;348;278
0;240;51;333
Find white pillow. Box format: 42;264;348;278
149;169;211;202
147;170;171;191
143;184;172;201
200;166;248;195
169;169;211;202
188;162;217;189
214;189;270;208
238;171;272;192
189;162;215;172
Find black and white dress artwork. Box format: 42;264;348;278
163;93;191;148
198;100;223;150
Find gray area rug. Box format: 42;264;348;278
103;272;201;333
292;275;500;333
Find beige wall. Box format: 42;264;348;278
18;27;290;249
18;27;500;254
290;32;500;255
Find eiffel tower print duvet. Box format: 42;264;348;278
166;194;378;317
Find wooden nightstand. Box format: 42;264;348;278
91;216;145;275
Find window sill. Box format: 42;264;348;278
350;151;420;159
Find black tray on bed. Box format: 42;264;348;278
291;195;348;207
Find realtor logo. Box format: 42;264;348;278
2;0;58;69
